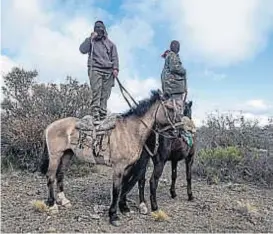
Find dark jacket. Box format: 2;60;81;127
79;37;119;74
161;51;187;95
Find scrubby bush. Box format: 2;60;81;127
1;67;273;187
1;67;92;172
194;146;243;184
194;113;273;186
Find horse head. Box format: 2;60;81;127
154;91;184;127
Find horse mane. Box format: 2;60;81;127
121;90;162;118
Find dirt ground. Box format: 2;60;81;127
1;163;273;233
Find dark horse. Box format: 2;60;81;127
116;101;195;216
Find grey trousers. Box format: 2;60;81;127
88;69;114;120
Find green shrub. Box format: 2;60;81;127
194;146;243;183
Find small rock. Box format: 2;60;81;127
46;227;56;233
90;214;100;220
27;191;35;196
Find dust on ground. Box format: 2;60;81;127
1;163;273;233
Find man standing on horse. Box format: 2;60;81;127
79;20;119;121
161;40;187;102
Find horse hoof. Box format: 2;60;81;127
139;202;148;215
63;201;72;208
119;205;130;216
122;211;131;217
110;219;121;227
56;193;71;208
188;194;194;201
171;193;177;199
48;204;59;214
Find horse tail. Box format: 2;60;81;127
40;130;49;175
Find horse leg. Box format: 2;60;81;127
185;156;194;201
109;169;123;226
118;164;149;215
119;153;150;215
150;161;164;212
56;150;73;208
170;160;178;198
118;168;132;216
138;169;148;214
46;156;61;213
119;160;149;214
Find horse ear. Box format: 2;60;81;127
158;89;163;96
188;101;193;107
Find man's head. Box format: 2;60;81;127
170;40;180;54
94;20;107;39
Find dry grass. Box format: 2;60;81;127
31;200;48;213
151;209;170;221
236;199;258;215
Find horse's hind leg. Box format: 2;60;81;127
46;155;61;213
185;155;194;201
170;160;178;198
138;170;148;215
56;150;73;208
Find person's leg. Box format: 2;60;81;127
100;73;114;120
89;69;103;121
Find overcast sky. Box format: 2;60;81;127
1;0;273;126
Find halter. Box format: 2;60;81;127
115;76;183;156
140;96;184;156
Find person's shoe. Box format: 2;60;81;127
93;114;101;125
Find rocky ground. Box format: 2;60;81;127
1;163;273;233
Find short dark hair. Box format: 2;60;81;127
95;20;104;25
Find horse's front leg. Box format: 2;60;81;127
170;160;178;198
185;156;194;201
150;161;164;211
119;160;149;215
119;171;132;216
109;169;123;226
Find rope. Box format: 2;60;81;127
115;76;138;107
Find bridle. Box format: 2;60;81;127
115;76;186;156
139;96;186;156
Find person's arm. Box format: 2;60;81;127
169;54;186;76
111;43;119;71
79;37;92;54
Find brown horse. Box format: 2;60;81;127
40;90;182;226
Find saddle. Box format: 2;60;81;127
70;114;119;165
